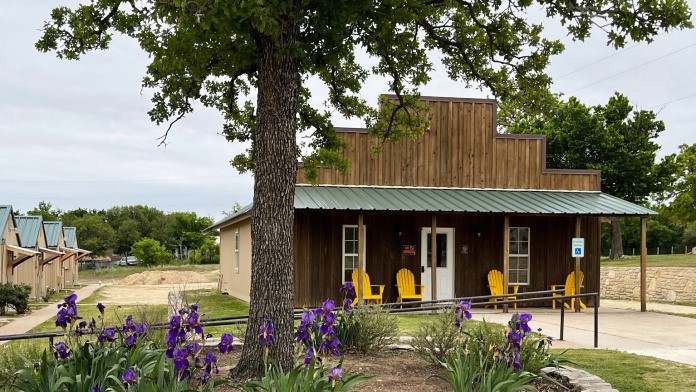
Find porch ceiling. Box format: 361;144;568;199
294;185;656;216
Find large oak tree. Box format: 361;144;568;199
508;94;674;258
37;0;691;377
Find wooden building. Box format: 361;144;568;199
61;227;88;287
43;221;66;291
208;96;654;309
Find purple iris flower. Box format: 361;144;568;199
169;315;181;329
218;332;234;353
319;300;335;315
328;367;343;385
518;313;532;333
304;347;318;365
202;351;218;382
123;315;136;333
173;347;190;379
186;311;204;335
259;319;274;347
121;368;137;385
124;334;137;348
296;317;314;344
319;336;340;357
455;300;472;320
63;293;77;306
190;303;198;312
135;323;147;335
98;327;116;343
89;387;101;392
96;303;105;315
186;342;201;356
508;351;521;371
339;282;356;298
343;298;353;311
507;330;522;350
53;342;70;359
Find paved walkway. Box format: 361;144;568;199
469;302;696;367
0;284;101;345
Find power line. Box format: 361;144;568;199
7;189;246;200
556;43;641;80
648;91;696;110
0;175;244;184
568;42;696;93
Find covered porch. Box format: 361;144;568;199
291;185;654;309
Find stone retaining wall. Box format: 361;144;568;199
601;267;696;302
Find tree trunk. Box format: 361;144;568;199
609;217;624;259
230;24;300;379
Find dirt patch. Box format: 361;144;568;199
91;270;218;305
212;350;449;391
117;270;214;286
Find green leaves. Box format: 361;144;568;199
37;0;692;176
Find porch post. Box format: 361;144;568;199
431;215;437;310
575;217;581;312
503;216;509;313
640;216;647;312
358;213;365;305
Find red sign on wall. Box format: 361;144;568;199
402;245;416;256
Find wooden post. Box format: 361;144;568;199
640;216;647;312
358;214;364;305
431;215;437;311
503;217;509;313
575;217;581;312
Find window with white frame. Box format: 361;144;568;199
508;227;530;285
234;230;240;274
342;225;365;283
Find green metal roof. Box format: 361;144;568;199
206;185;654;231
205;204;253;232
294;185;656;215
44;221;63;247
14;216;43;248
0;205;11;241
63;227;77;248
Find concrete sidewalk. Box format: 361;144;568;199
0;284;101;345
470;304;696;366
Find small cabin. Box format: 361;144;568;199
208;96;653;308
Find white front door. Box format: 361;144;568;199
420;227;454;302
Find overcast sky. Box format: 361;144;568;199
2;2;695;223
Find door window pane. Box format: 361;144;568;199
426;233;447;268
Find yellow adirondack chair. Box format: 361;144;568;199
395;268;424;303
487;269;519;310
551;271;587;310
351;269;385;305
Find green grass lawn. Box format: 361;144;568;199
554;349;696;392
601;253;696;267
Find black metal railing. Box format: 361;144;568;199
0;290;600;349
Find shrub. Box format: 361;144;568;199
0;283;32;315
349;305;398;352
131;237;172;267
411;309;460;364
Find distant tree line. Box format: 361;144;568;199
20;203;219;263
508;94;696;257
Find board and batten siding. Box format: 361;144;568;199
293;209;600;308
296;97;600;191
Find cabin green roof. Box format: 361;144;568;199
205;185;655;231
0;206;11;241
14;216;43;248
63;227;77;248
44;221;63;247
